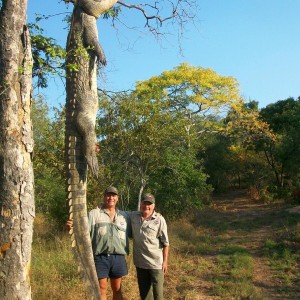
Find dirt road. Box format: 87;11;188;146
215;190;299;299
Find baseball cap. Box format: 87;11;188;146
142;193;155;204
104;186;118;195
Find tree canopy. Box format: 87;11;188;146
26;1;300;222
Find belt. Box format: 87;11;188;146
99;253;124;256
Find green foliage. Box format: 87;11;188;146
29;48;300;217
102;6;121;19
135;63;243;127
220;99;285;195
0;80;9;96
201;134;234;192
28;22;65;88
151;147;212;218
225;99;275;149
32;96;66;226
216;98;300;197
258;97;300;191
96;64;242;216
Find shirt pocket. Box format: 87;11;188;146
116;226;126;240
116;217;127;230
144;224;158;239
97;225;107;236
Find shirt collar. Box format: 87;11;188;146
139;210;157;220
98;206;119;214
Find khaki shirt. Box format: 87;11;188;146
88;207;130;255
129;211;169;269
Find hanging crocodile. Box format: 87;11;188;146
65;0;118;299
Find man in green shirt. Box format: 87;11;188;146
88;186;130;300
67;186;130;300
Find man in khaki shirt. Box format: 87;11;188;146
129;193;169;300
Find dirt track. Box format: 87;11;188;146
193;189;300;300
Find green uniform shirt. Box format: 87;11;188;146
129;211;169;269
88;207;130;255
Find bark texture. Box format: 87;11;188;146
0;1;34;299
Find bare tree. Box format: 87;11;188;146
0;0;34;299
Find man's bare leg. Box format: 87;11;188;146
99;278;108;300
110;277;124;300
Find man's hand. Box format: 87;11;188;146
162;261;168;274
66;219;73;231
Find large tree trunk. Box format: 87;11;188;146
0;1;34;299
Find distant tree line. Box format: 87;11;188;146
27;7;300;224
32;67;300;224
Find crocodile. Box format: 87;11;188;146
64;0;118;299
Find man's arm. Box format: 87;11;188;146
162;245;169;273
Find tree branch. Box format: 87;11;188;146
116;0;197;36
117;0;177;27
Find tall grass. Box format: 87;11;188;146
31;205;300;299
32;214;139;299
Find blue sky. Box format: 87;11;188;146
27;0;300;108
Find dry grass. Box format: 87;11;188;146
31;193;300;299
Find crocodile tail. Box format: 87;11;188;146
65;87;101;299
